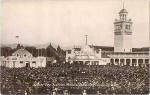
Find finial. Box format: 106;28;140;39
123;0;125;9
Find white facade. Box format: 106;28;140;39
114;9;132;52
110;8;150;66
1;49;46;68
66;45;110;65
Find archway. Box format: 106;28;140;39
110;59;114;65
120;59;124;66
126;59;130;66
115;59;119;65
138;59;143;67
26;61;30;68
132;59;137;66
145;59;149;67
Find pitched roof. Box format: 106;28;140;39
12;49;32;56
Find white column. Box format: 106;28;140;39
83;61;85;64
143;59;145;67
136;59;139;66
118;59;120;66
130;58;132;66
114;59;115;65
124;58;126;66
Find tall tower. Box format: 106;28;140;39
114;7;133;52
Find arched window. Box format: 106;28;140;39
126;25;128;29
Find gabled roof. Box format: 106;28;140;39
12;49;32;56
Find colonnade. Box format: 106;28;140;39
110;58;149;67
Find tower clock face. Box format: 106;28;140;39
116;25;122;30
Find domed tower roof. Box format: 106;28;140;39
119;8;128;14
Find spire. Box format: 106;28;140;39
119;0;128;21
85;35;88;45
15;35;19;44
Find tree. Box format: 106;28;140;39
16;44;22;49
46;43;57;57
25;46;37;57
1;47;12;57
57;45;62;53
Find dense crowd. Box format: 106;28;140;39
1;63;149;94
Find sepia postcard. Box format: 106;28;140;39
0;0;149;94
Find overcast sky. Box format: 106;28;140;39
1;0;149;48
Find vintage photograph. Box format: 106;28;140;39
0;0;149;94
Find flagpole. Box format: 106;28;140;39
15;36;19;45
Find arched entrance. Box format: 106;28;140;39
126;59;130;66
110;59;114;65
132;59;137;66
26;61;30;68
145;59;149;67
138;59;143;67
120;59;124;66
115;59;119;65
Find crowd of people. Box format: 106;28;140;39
1;63;149;94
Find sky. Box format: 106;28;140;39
1;0;149;48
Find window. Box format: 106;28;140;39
126;25;130;29
32;61;36;63
68;50;71;54
20;61;23;63
24;54;26;57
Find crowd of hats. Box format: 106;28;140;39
1;63;149;94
